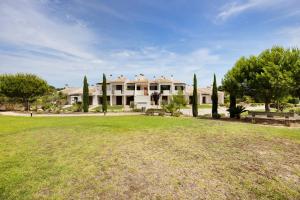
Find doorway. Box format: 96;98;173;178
202;96;206;104
126;96;134;105
116;96;123;105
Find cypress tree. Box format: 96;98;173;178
192;74;198;117
229;94;236;118
82;76;89;112
211;74;218;117
102;73;107;113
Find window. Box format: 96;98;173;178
175;86;184;90
127;85;135;90
160;85;170;91
73;97;78;103
116;85;122;90
150;85;158;90
137;86;141;90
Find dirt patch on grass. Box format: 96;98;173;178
63;127;300;200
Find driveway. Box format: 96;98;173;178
181;105;266;117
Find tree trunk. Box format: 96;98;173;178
265;102;270;112
229;94;236;118
23;98;29;111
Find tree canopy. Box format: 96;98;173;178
222;46;300;112
0;73;49;111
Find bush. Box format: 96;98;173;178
241;95;255;104
91;106;101;112
288;98;300;105
158;112;165;116
145;108;165;116
249;103;264;107
129;101;135;110
212;113;221;119
165;101;178;115
173;112;181;117
294;108;300;115
270;102;294;111
71;102;82;112
133;108;142;112
227;105;247;119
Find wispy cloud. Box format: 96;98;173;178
278;26;300;47
216;0;283;22
0;1;226;86
0;45;224;86
0;0;98;60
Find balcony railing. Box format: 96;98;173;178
135;90;147;95
162;90;170;95
113;90;122;95
98;90;112;95
124;90;134;95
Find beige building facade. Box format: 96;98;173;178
62;75;224;108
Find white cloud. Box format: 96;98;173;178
0;0;98;60
278;26;300;47
0;1;225;87
216;0;284;21
0;46;224;87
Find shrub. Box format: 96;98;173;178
71;102;82;112
249;103;264;107
145;108;165;116
241;96;255;104
133;108;142;112
129;101;135;110
227;105;247;119
270;102;294;111
294;108;300;115
288;98;300;105
158;112;165;116
212;113;221;119
91;106;101;112
173;112;181;117
165;101;178;115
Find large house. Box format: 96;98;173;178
61;74;224;108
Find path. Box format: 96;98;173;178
0;111;142;117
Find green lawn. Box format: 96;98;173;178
0;116;299;199
198;104;212;109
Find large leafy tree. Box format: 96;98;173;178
82;76;89;112
172;89;187;111
248;47;293;111
0;73;49;111
223;46;297;113
284;48;300;98
222;69;241;118
102;73;107;113
192;74;198;117
211;74;218;117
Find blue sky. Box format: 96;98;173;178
0;0;300;87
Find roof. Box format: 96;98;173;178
61;86;96;95
185;86;224;95
151;76;173;83
134;75;149;83
110;75;128;83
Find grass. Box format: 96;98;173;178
0;116;299;199
90;105;124;112
198;104;212;109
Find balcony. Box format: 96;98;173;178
162;90;171;95
124;90;134;95
98;90;112;95
113;90;122;95
135;90;147;96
